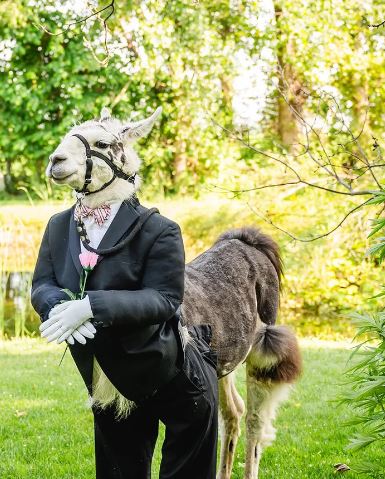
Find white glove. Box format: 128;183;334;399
65;320;97;345
40;296;95;344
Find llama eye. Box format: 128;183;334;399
95;141;109;149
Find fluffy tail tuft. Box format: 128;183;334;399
249;324;302;383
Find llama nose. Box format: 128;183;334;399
50;153;67;165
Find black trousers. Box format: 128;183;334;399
92;329;218;479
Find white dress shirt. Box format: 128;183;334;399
77;201;123;254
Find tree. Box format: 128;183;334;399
0;0;259;196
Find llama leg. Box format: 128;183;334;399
231;376;245;418
244;364;269;479
244;323;302;478
244;362;291;479
217;371;245;479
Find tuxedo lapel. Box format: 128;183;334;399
97;199;140;252
69;205;82;276
69;199;140;275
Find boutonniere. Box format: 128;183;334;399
57;251;99;366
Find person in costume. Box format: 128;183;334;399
31;106;218;479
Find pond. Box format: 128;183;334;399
1;271;39;338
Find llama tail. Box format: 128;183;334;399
215;227;283;324
250;324;302;383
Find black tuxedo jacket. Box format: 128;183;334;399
31;197;186;401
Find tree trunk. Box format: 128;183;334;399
4;157;17;195
274;2;307;151
351;32;370;146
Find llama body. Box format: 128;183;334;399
182;228;301;478
45;106;302;478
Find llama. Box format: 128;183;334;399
46;106;302;478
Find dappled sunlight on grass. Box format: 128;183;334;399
0;398;58;410
0;337;66;355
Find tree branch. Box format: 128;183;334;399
34;1;115;66
35;1;115;36
205;82;384;242
208;114;378;197
246;198;372;243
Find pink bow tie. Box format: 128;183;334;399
74;203;112;227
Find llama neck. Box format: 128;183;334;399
74;177;141;208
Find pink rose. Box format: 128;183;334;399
79;251;99;270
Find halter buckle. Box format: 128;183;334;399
75;191;86;201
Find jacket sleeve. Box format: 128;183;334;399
30;218;69;323
86;223;185;329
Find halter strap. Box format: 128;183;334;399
72;133;136;196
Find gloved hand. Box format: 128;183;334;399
65;320;97;345
49;301;97;345
40;296;95;344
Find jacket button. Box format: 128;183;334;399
93;320;104;327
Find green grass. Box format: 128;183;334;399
0;338;383;478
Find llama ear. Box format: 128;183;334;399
100;107;111;121
120;107;162;141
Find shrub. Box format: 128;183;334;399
340;312;385;477
340;191;385;477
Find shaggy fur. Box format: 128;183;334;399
90;357;137;420
215;227;283;286
181;227;302;478
89;324;193;421
183;227;283;372
250;324;302;383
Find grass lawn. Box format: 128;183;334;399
0;338;383;479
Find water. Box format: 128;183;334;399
0;271;39;338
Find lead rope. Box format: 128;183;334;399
74;192;91;244
76;200;159;256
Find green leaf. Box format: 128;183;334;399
346;434;377;451
60;288;77;300
368;219;385;237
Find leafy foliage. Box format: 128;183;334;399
339;312;385;477
1;193;383;339
3;1;385;201
339;197;385;476
0;0;259;197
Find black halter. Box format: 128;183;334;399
72;133;136;196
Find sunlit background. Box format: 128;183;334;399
1;1;385;478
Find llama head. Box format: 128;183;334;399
46;106;162;207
